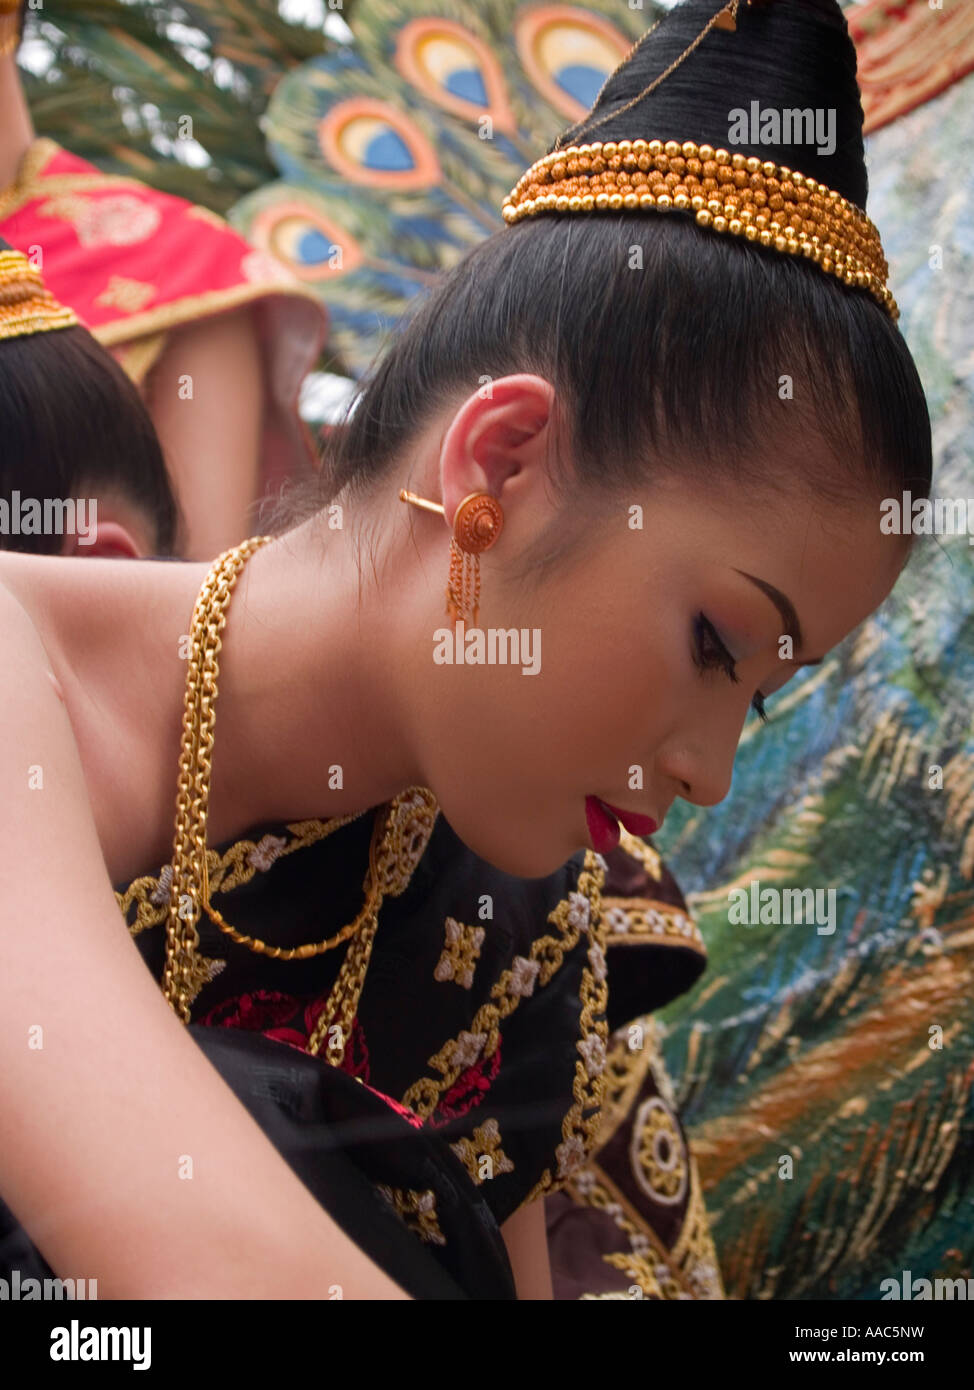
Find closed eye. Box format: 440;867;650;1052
692;612;769;724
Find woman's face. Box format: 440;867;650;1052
398;380;908;879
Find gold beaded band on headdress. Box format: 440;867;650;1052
501;139;898;321
0;248;80;341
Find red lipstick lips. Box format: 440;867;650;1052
585;797;657;854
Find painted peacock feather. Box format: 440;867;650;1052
227;0;653;377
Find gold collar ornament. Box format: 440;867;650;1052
0;247;80;340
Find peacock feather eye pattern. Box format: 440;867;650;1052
514;5;634;120
227;0;653;377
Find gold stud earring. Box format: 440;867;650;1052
399;488;504;625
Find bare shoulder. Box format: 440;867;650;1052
0;570;84;783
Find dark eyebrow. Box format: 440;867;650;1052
734;569;804;649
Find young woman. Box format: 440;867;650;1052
0;0;931;1299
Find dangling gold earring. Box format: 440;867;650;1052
399;489;504;625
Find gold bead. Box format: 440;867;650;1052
713;215;728;232
762;161;775;176
699;144;714;161
664;140;680;157
690;195;705;211
745;156;761;173
624;192;639;208
657;193;672;209
682;140;698;157
744;225;758;241
696;209;712;227
648;139;663;155
729;218;743;235
674;193;690;210
731;153;746;170
759;230;772;246
715;148;731;165
608;193;623;209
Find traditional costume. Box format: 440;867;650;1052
0;0;902;1298
0;139;328;503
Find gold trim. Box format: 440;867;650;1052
111;331;169;386
507;853;610;1207
401;852;606;1124
617;828;663;879
89;278;326;349
0;140;327;344
601;897;705;953
116;815;364;936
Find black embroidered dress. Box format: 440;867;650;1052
0;789;610;1299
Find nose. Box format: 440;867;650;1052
655;717;740;810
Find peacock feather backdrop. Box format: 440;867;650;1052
21;0;974;1299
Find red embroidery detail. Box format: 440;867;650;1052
200;989;298;1032
429;1033;503;1127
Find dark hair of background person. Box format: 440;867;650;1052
306;0;931;580
0;319;180;556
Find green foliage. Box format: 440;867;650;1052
21;0;355;213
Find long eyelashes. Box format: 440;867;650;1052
692;613;770;724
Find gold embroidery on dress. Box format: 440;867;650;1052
617;828;663;880
495;853;609;1205
38;192;162;247
601;898;705;952
555;1023;725;1300
95;275;156;314
564;1162;724;1300
375;1185;446;1246
401;852;606;1132
630;1095;688;1206
433;917;485;989
116;816;362;936
449;1119;515;1185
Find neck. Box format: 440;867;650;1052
201;514;427;848
0;52;34;191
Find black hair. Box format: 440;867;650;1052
0;323;180;555
318;0;931;574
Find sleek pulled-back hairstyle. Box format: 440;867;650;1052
0;241;179;556
321;0;931;567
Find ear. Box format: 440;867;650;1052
438;375;556;534
61;517;147;560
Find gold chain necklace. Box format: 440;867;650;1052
161;537;437;1068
